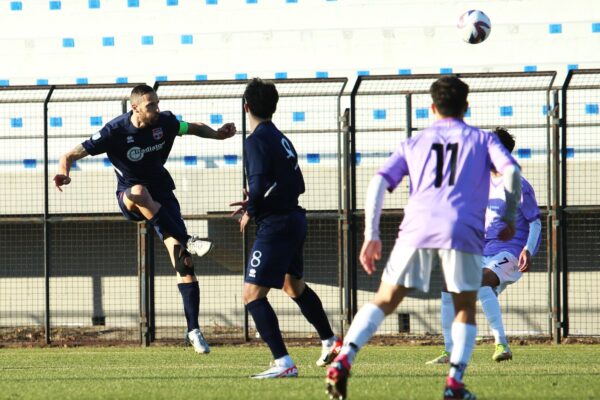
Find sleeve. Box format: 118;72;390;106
520;179;541;222
244;136;272;217
81;125;112;156
364;174;389;241
377;142;408;193
163;111;181;139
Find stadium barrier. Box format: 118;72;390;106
0;71;598;346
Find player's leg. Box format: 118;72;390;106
427;287;454;364
441;249;481;400
244;283;297;378
121;186;211;257
283;275;341;366
281;210;341;367
325;281;408;400
326;246;432;400
164;237;210;354
480;252;520;362
244;216;299;378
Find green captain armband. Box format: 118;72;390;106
178;121;189;135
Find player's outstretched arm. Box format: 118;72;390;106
54;143;89;192
187;122;236;140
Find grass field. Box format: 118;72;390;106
1;344;599;399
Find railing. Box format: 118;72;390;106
1;71;599;346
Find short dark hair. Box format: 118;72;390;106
493;127;516;153
243;78;278;119
130;84;155;105
429;76;469;118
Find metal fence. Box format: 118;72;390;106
561;69;600;337
0;71;598;346
348;72;557;339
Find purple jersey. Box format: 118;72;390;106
484;176;541;257
378;118;518;254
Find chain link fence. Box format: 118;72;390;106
561;69;600;337
1;71;599;346
349;72;556;338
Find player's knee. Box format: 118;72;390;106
243;289;259;305
283;276;305;298
173;245;195;277
127;185;152;207
243;284;266;305
481;269;500;287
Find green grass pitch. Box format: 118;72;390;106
1;344;598;399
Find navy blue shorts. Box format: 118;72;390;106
245;209;307;289
117;189;187;241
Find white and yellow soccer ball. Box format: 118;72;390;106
457;10;491;44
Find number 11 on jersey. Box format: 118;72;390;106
431;143;458;188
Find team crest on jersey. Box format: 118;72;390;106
126;136;134;144
152;128;164;140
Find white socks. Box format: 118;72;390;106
322;335;337;349
440;292;455;353
341;303;385;364
449;322;477;382
275;355;294;368
479;285;507;345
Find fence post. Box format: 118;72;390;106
339;108;351;335
550;90;562;344
241;97;250;342
43;85;55;345
138;222;150;346
347;77;362;324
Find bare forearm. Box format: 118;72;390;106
188;123;218;139
59;144;88;175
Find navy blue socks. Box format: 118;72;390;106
292;285;334;340
178;281;200;332
247;297;288;359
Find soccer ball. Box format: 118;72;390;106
457;10;491;44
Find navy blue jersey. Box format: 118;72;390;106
82;111;181;193
244;121;305;220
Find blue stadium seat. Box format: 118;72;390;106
416;108;429;119
293;112;305;122
184;156;197;166
224;155;238;165
307;154;320;164
373;109;386;120
90;116;103;126
549;24;562;34
10;118;23;128
517;148;531;159
500;106;513;117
